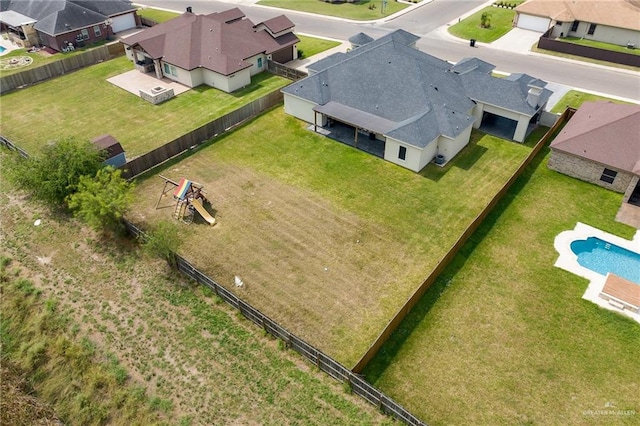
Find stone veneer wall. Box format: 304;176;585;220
547;150;634;193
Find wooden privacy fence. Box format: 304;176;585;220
120;91;283;179
0;43;124;94
538;30;640;67
267;59;308;81
352;108;576;373
124;219;427;426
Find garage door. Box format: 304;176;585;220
110;13;136;33
271;47;293;64
516;14;550;32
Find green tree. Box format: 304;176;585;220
480;12;492;28
7;138;105;205
141;221;184;269
66;167;134;234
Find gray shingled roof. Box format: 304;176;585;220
456;70;552;114
1;0;134;35
348;32;374;46
284;30;476;148
122;9;299;76
285;29;552;149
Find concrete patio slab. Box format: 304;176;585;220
107;70;190;97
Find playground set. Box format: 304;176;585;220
156;175;216;225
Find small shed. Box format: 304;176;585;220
92;134;126;168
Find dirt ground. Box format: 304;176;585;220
130;160;427;366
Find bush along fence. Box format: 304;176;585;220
119;91;284;179
0;43;125;94
123;219;427;426
352;107;577;373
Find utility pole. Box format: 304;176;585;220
381;0;387;15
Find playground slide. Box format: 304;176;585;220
192;198;216;225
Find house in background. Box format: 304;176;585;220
121;7;299;93
514;0;640;47
282;30;551;173
0;0;138;51
92;134;126;168
548;101;640;207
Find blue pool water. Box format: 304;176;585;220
0;46;5;53
570;237;640;284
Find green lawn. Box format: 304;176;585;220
257;0;409;20
0;56;290;157
448;6;517;43
0;44;106;77
128;107;545;365
0;162;393;425
364;145;640;424
551;89;633;113
136;7;179;23
297;34;341;58
560;36;640;56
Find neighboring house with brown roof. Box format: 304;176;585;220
548;101;640;205
514;0;640;47
121;7;299;93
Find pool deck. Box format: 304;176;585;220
554;222;640;324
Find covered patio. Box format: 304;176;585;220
312;121;385;158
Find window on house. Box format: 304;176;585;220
257;57;263;68
570;21;579;32
587;23;597;35
398;146;407;161
81;28;89;40
600;168;617;184
94;25;101;37
163;63;170;75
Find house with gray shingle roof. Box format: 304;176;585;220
121;8;299;93
282;30;552;172
0;0;137;52
548;101;640;206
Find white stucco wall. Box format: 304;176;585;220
437;124;473;162
245;54;266;76
200;68;251;92
563;21;640;47
384;137;436;172
283;94;318;124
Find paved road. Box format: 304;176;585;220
138;0;640;101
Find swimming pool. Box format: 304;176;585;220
0;46;6;53
571;237;640;284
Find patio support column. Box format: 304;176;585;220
154;59;162;79
354;127;358;148
314;111;317;132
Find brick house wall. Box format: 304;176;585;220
548;149;634;193
40;23;113;52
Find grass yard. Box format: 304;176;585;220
0;44;106;77
0;161;393;425
559;36;640;56
297;34;341;58
136;7;179;23
257;0;409;20
551;89;634;113
127;107;544;366
363;145;640;424
448;6;517;43
0;56;290;158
